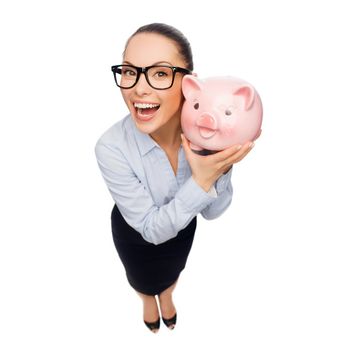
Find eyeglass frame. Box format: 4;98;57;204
111;64;192;90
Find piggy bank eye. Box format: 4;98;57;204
225;106;236;116
194;103;199;110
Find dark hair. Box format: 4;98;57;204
124;23;194;71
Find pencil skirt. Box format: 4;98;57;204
111;203;197;296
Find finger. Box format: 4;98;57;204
234;148;253;163
218;141;252;161
226;142;254;165
211;143;243;161
235;143;254;163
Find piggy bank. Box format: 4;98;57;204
181;75;263;153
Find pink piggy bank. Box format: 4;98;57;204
181;75;263;154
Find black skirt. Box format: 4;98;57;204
111;204;197;296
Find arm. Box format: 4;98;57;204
200;167;233;220
180;133;257;221
95;142;217;245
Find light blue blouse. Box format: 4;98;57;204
95;114;233;245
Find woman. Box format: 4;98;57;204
95;23;258;333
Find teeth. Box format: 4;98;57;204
134;103;160;109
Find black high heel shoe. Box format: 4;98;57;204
162;313;177;330
144;318;160;333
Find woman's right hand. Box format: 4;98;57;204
181;134;255;192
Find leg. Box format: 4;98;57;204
158;279;178;329
135;291;160;333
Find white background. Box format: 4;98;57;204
1;0;349;349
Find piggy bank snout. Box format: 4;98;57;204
196;113;217;130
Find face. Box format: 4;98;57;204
121;33;188;136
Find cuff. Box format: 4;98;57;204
177;176;217;212
207;185;218;198
215;167;233;195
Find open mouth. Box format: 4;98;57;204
134;102;160;119
198;127;217;139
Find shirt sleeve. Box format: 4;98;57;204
95;142;217;245
199;167;233;220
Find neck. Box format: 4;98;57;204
150;113;182;151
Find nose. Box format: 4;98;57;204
196;113;217;130
134;72;152;95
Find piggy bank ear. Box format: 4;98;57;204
182;75;203;100
232;85;255;110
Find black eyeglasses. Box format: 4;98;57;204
111;64;192;90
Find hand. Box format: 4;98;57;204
181;134;257;192
223;128;262;174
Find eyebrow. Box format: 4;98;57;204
122;60;174;66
